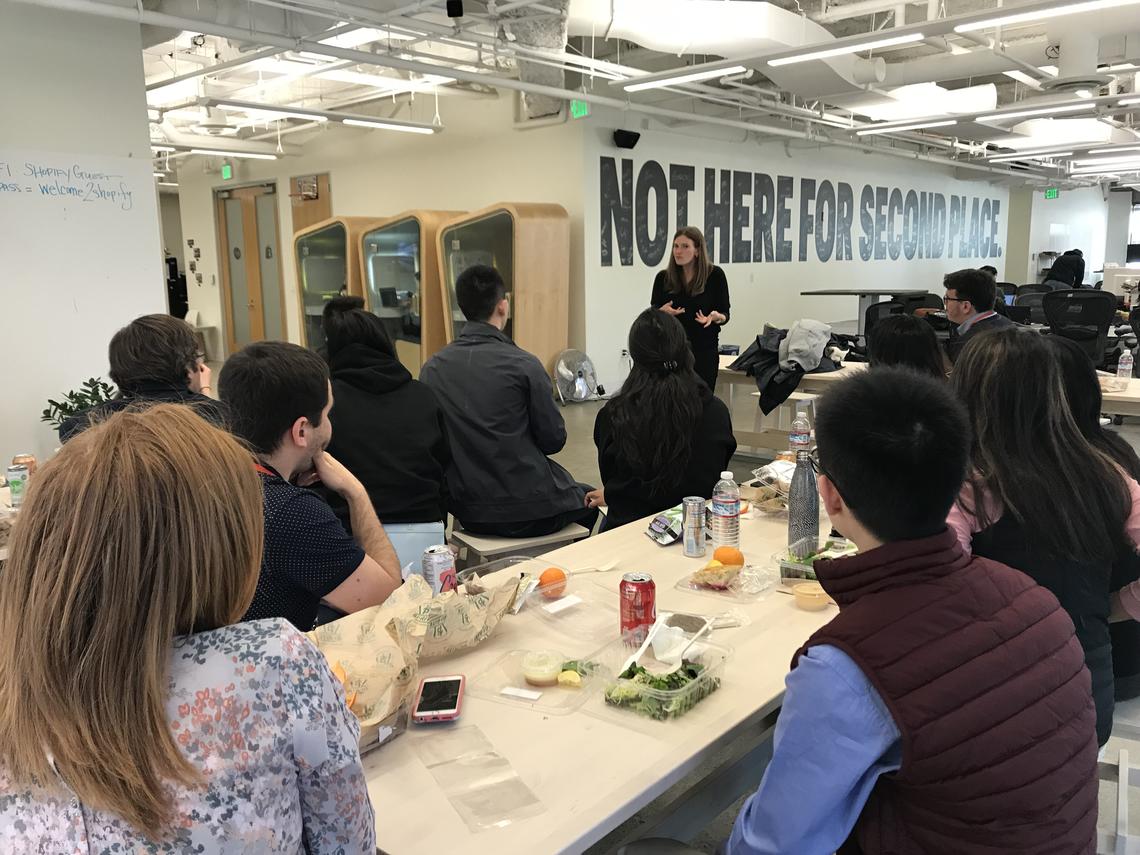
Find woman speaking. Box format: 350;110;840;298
650;226;730;391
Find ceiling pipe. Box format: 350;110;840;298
957;32;1054;80
814;0;928;24
18;0;1046;180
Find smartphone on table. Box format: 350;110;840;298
412;675;465;723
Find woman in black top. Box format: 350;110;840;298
950;329;1135;743
592;308;736;530
321;298;450;527
650;226;730;391
868;314;947;378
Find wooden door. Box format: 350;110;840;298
215;183;286;354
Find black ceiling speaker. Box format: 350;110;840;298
446;0;463;17
613;129;641;149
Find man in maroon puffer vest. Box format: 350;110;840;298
728;367;1098;854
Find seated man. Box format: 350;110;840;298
728;367;1097;854
421;265;597;538
59;314;223;442
943;267;1012;362
218;341;404;631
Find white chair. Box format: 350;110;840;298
449;522;589;568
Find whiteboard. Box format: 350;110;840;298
0;148;164;460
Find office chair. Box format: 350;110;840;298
1016;283;1052;297
998;282;1018;299
896;292;944;314
864;299;905;340
1043;289;1117;366
1013;292;1049;325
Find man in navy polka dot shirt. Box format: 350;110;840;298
219;342;404;630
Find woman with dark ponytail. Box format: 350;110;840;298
591;308;736;529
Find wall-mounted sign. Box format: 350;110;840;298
599;156;1004;267
1044;187;1059;200
221;163;233;181
571;99;591;120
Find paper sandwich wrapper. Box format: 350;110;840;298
309;573;520;752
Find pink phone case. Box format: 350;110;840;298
412;675;466;723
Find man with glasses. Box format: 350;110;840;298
59;314;226;441
943;267;1012;363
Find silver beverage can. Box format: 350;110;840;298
682;496;707;558
421;545;458;594
6;465;28;511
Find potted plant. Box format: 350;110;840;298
40;378;117;430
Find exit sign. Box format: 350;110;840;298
570;99;590;119
1044;187;1059;199
221;162;233;181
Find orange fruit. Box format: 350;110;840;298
538;566;567;599
713;546;745;567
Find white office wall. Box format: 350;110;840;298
0;3;163;461
1107;189;1133;268
176;94;586;357
1028;186;1108;284
581;110;1012;386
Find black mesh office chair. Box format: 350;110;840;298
998;282;1018;299
864;299;905;339
1043;289;1116;365
1017;283;1052;297
1013;291;1049;325
897;292;944;314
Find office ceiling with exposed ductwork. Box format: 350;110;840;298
33;0;1140;186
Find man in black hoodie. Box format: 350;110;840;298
321;298;450;553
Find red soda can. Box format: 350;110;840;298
620;573;656;646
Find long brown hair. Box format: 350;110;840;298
0;404;264;839
664;226;714;297
951;328;1129;562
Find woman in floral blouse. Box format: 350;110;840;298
0;404;375;853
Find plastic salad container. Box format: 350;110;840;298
468;650;604;715
594;639;730;721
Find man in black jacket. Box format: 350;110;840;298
421;265;598;538
943;268;1014;364
59;314;226;442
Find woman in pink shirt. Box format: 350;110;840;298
946;328;1139;744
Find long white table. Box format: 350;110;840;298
365;511;833;854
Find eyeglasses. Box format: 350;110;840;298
943;296;967;303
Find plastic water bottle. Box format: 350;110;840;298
1119;348;1134;382
710;471;740;549
788;450;819;559
789;407;812;455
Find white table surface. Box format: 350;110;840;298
366;510;834;854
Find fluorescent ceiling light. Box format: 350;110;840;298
978;102;1092;121
987;150;1073;162
1071;161;1140;173
1089;145;1140;154
153;171;166;177
1040;65;1059;76
1105;63;1139;71
317;27;414;49
151;145;175;153
1074;88;1094;98
1004;70;1042;87
955;0;1140;33
623;64;748;92
341;117;436;134
146;77;200;106
189;148;278;160
318;69;454;93
856;119;958;136
1073;154;1140;166
1120;97;1140;107
157;182;179;187
216;102;329;122
768;33;924;67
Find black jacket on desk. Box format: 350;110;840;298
595;389;737;530
944;312;1014;363
650;266;731;353
323;343;449;525
58;383;228;442
420;322;582;526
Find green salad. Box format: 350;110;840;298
603;659;720;720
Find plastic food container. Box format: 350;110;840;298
525;582;620;644
457;555;570;613
675;564;777;602
468;650;604;715
793;581;831;611
594;638;730;721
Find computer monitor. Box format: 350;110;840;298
1005;293;1016;306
